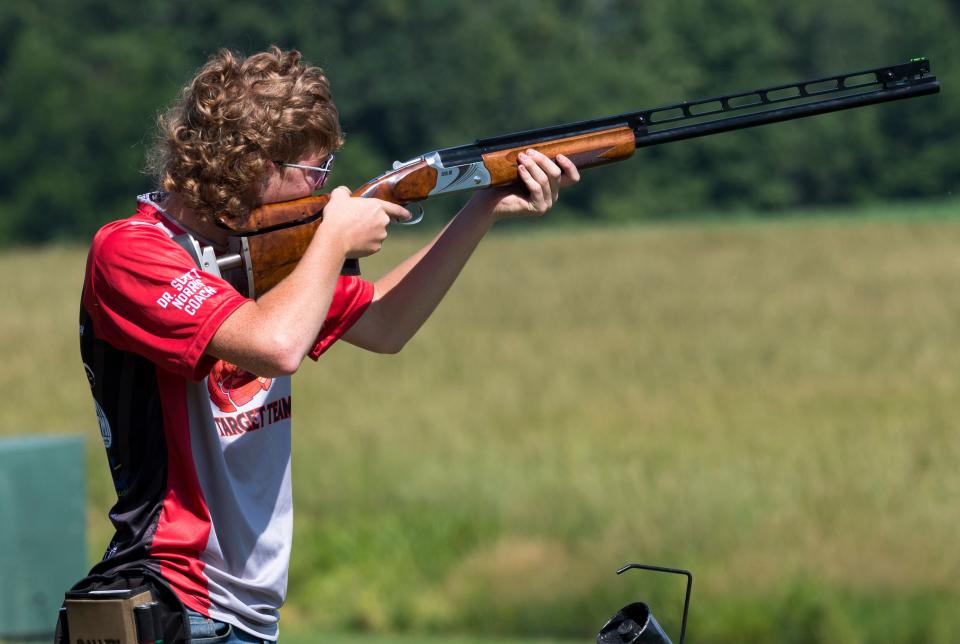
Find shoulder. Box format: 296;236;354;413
91;211;178;257
87;210;190;278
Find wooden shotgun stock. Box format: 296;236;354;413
217;59;938;297
235;127;635;295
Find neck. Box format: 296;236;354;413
158;193;230;247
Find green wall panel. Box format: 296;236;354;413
0;436;86;638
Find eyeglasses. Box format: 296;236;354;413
277;154;335;190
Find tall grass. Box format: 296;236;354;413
3;201;960;642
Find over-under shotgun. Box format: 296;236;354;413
215;58;939;296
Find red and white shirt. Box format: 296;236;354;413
80;194;373;639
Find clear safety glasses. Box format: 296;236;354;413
278;154;335;190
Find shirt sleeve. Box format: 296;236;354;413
308;275;375;360
83;222;250;381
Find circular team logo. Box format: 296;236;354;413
207;360;273;413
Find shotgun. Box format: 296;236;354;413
215;58;939;297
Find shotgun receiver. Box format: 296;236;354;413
216;58;939;297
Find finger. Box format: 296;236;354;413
524;150;562;205
538;156;563;204
556;154;581;185
378;200;414;222
517;163;546;210
519;150;551;188
527;148;564;184
518;155;552;207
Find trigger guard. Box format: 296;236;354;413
397;202;424;225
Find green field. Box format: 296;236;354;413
3;201;960;643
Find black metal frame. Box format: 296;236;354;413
617;563;693;644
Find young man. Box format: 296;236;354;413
78;46;578;642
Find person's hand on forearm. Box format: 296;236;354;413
467;149;581;221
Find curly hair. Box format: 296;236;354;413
147;46;342;226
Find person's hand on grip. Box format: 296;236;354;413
320;186;412;258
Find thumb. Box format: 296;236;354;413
329;185;352;202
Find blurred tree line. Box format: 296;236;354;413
1;0;958;244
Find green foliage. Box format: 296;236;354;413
0;0;958;243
